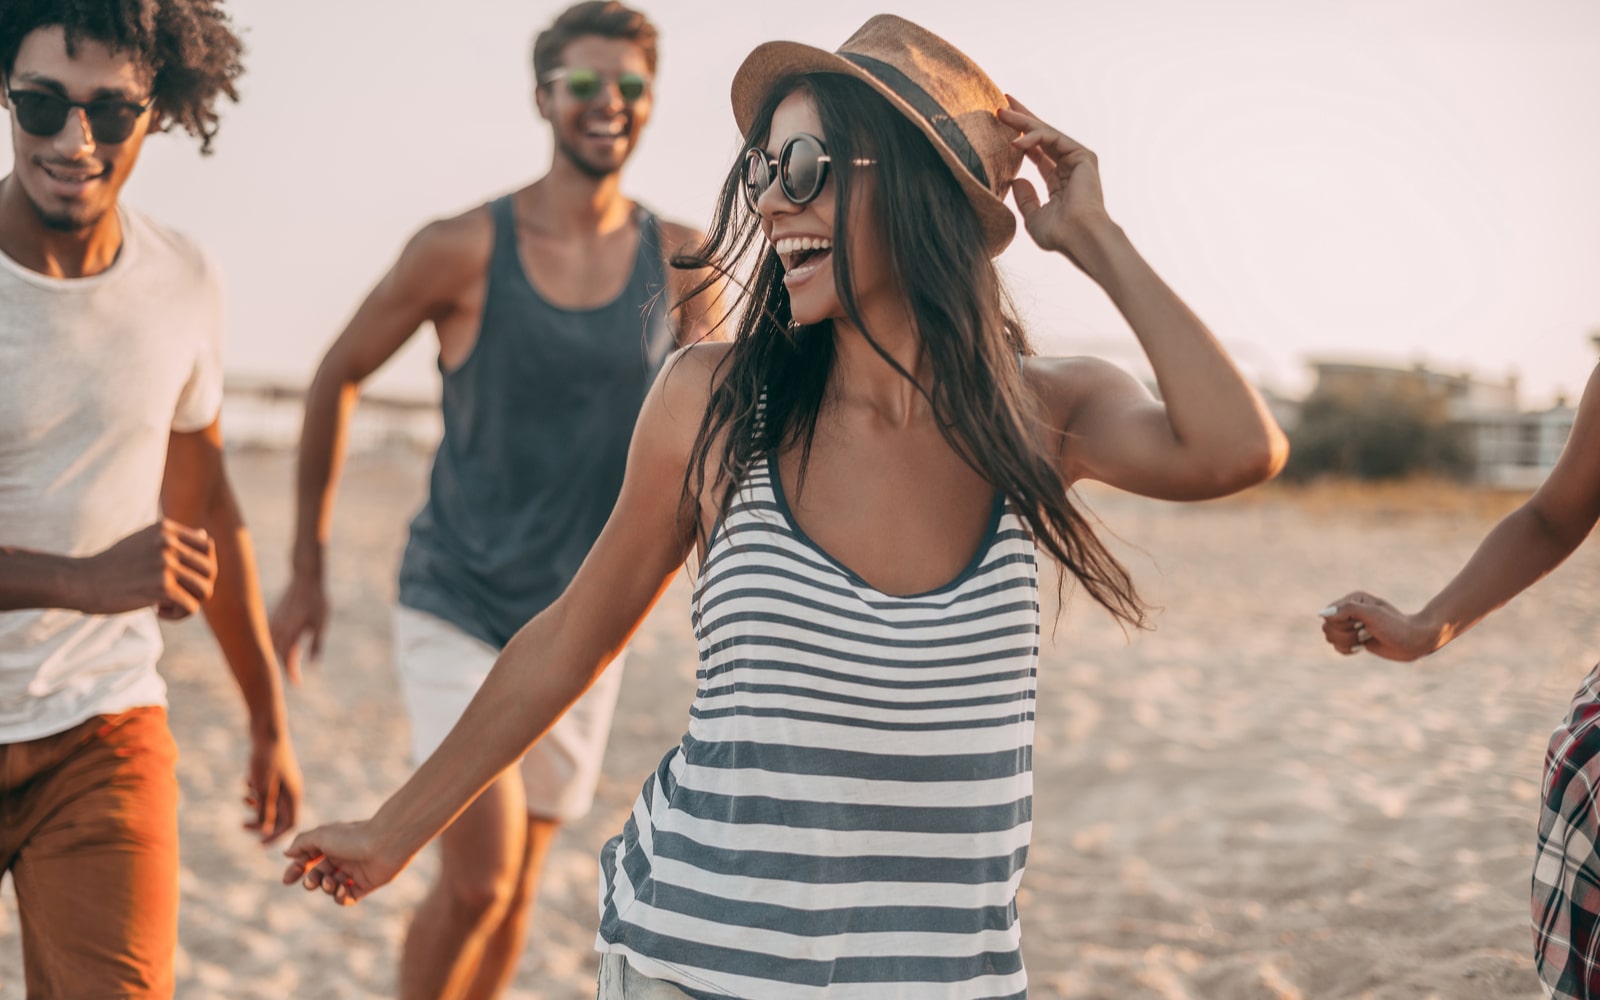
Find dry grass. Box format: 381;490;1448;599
1226;476;1532;521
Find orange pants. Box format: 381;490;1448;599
0;706;179;999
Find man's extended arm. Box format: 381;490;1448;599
270;214;489;678
164;419;302;842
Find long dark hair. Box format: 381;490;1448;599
676;72;1146;628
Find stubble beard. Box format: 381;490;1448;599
554;130;629;182
23;178;109;232
35;202;107;231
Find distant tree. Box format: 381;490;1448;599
1285;392;1470;481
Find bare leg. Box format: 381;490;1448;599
463;814;562;999
398;770;529;1000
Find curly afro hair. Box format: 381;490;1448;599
0;0;244;154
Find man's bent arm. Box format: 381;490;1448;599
0;548;83;610
1;519;217;616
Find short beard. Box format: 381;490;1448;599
554;134;625;181
36;207;105;231
26;192;106;232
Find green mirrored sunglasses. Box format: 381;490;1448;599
542;67;649;105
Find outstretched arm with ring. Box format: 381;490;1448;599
280;344;722;904
1319;362;1600;658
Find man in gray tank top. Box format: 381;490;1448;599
269;3;720;996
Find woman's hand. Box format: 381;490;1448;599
999;96;1117;275
281;819;406;906
1319;592;1441;661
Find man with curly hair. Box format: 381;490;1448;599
270;2;719;995
0;2;300;995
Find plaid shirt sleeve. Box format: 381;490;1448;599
1534;665;1600;1000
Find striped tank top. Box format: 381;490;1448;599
598;452;1041;999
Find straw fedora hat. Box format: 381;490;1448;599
731;14;1024;255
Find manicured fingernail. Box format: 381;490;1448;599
1318;606;1338;617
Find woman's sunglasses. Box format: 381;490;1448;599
6;89;154;144
542;68;649;105
741;133;872;213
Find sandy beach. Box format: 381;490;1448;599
1;447;1589;999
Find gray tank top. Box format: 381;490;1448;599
397;194;676;648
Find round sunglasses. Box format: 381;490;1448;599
542;67;649;105
741;133;873;213
6;89;154;144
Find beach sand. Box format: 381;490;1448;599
2;448;1590;999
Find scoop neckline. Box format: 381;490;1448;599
505;200;650;317
765;453;1006;601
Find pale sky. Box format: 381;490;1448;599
6;0;1598;407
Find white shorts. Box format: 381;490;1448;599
392;604;625;823
596;954;693;998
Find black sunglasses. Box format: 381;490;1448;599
542;67;649;105
6;89;154;144
741;133;872;212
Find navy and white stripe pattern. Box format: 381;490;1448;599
598;453;1041;998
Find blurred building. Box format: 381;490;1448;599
1470;399;1577;489
1303;359;1575;487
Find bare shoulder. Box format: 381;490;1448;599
1024;354;1130;386
385;204;495;298
654;217;707;258
629;343;736;504
654;217;726;342
1023;354;1149;427
656;341;735;416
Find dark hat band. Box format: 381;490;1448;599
840;52;991;190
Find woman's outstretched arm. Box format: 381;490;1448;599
1321;362;1600;659
280;343;729;903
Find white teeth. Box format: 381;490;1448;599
774;236;833;255
44;167;96;182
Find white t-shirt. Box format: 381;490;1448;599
0;206;223;742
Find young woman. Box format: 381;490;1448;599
1319;365;1600;1000
284;15;1287;998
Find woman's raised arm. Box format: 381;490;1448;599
1002;97;1288;501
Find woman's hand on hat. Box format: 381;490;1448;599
1000;96;1118;273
